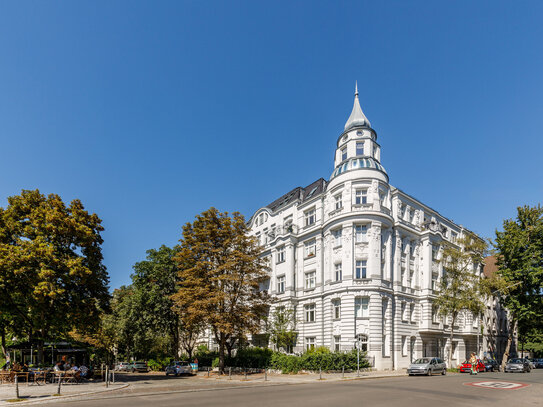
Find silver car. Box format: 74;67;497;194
407;357;447;376
165;361;194;376
115;361;130;371
504;358;531;373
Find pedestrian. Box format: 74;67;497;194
469;352;477;375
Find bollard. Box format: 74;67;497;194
244;367;247;380
319;367;322;380
229;367;232;380
342;366;344;379
106;366;109;388
207;367;210;377
112;370;115;384
264;369;267;381
15;374;20;399
57;373;62;395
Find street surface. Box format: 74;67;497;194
52;369;542;407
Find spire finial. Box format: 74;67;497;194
344;81;371;130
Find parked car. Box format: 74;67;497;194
114;362;130;371
482;359;499;372
504;358;531;373
165;361;194;376
129;361;149;373
407;357;447;376
458;359;486;373
533;358;543;369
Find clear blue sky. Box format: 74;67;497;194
1;1;542;290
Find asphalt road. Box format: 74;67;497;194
54;369;542;407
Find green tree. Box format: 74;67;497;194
0;189;110;363
494;205;543;369
435;234;486;367
132;245;184;358
172;208;270;373
268;307;297;353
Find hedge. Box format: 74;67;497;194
270;349;370;373
196;346;369;373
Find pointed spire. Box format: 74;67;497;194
344;81;370;130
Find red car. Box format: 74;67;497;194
458;359;485;373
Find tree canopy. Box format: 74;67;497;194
0;189;110;363
172;208;270;373
494;204;543;366
435;233;486;366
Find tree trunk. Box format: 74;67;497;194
1;325;6;359
218;334;226;374
501;318;516;372
448;315;455;368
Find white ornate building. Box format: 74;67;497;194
248;85;495;370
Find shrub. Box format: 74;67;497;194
270;349;369;373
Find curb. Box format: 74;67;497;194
0;383;129;405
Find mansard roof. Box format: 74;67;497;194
266;178;327;213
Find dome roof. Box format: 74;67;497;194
344;82;371;130
330;157;387;180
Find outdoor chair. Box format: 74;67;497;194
0;370;12;384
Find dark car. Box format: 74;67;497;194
483;358;499;372
129;361;149;373
534;358;543;369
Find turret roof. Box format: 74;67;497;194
344;81;371;130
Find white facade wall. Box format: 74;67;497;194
247;92;503;369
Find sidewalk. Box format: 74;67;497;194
0;380;128;405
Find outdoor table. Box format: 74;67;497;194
0;371;12;384
14;371;29;384
32;371;48;385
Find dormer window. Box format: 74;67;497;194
341;147;347;161
356;130;363;136
356;142;364;156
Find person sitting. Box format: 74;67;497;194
79;365;89;379
22;363;29;373
53;362;63;372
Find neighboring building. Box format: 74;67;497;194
248;85;495;370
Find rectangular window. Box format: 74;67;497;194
332;299;341;320
304;240;316;258
402;336;408;357
355;225;367;243
355;189;367;205
355;297;369;318
305;337;315;351
341;147;347;161
277;275;285;294
334;263;342;282
334;335;341;352
432;305;439;323
401;302;407;321
332;229;342;247
400;204;406;218
305;271;316;289
356;141;364;156
276;245;285;264
305;304;316;322
431;272;438;291
379;192;385;206
451;232;457;243
355;260;367;279
410;303;415;322
305;208;316;226
334;194;342;210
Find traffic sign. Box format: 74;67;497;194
464;381;530;390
